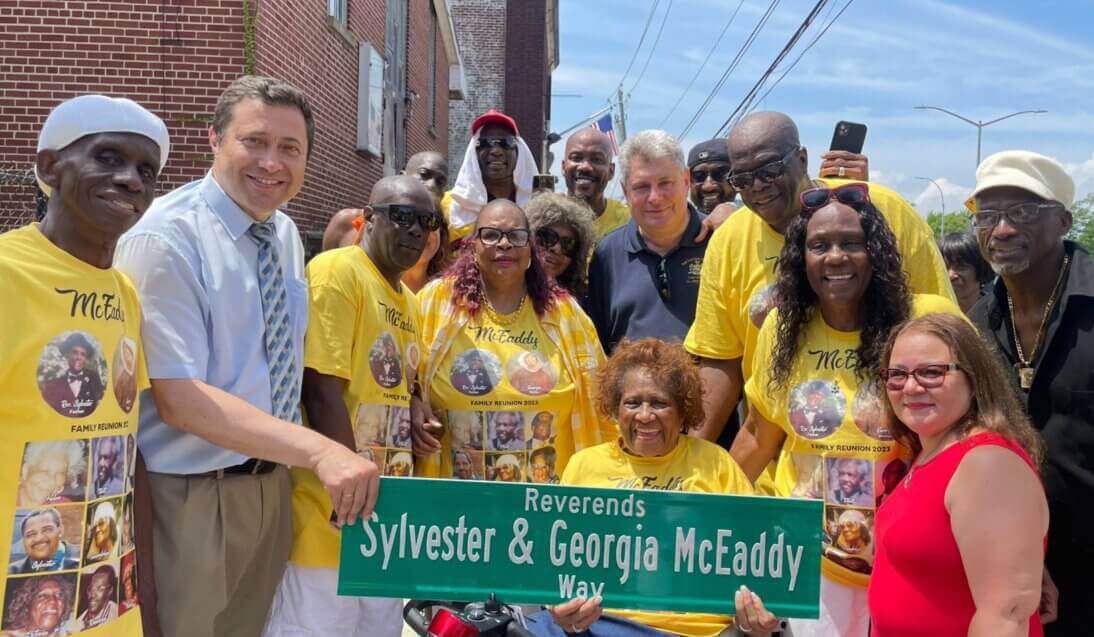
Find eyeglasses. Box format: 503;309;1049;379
534;227;577;255
657;258;671;301
727;147;800;190
371;204;442;231
476;136;518;150
879;363;961;390
972;202;1061;230
800;183;870;213
476;226;530;247
690;166;731;185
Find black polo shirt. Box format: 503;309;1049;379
970;241;1094;631
584;204;707;355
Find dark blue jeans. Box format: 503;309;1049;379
523;610;679;637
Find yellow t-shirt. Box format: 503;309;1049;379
419;300;578;484
593;198;630;241
0;224;149;636
561;437;754;637
744;293;962;588
684;178;955;381
288;246;421;568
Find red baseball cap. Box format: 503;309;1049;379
471;110;519;136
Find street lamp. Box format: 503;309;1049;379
916;176;945;238
914;106;1047;168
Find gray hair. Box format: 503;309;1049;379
618;129;686;186
21;441;86;486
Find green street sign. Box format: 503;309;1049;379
338;477;823;618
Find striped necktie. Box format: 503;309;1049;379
248;222;301;423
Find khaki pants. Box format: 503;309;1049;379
147;466;292;637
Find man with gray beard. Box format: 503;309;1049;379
967;150;1093;634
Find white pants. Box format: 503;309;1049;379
263;564;404;637
783;576;868;637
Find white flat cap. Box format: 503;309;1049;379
966;150;1074;212
36;94;171;196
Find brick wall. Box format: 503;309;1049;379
446;0;505;172
0;0;449;237
250;0;450;234
0;0;247;231
504;0;548;170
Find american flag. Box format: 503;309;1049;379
591;113;619;153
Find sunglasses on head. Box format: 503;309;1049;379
534;227;577;255
879;363;960;390
727;147;800;190
476;136;518;150
690;166;732;185
371;204;442;231
799;183;870;213
476;226;530;247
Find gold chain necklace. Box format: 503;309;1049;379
1006;253;1069;390
483;293;526;326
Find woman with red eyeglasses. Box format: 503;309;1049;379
870;312;1047;636
731;183;963;637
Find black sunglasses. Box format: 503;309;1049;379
690;166;732;185
534;227;577;255
657;258;671;301
476;136;518;150
727;147;800;190
799;183;870;212
371;204;442;231
476;226;530;247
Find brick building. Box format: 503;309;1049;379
0;0;467;252
447;0;558;173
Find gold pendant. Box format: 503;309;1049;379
1017;365;1034;390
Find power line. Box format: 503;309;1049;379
713;0;830;138
743;0;855;117
626;0;675;98
678;0;782;140
611;0;662;100
657;0;746;129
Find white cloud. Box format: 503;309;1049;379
1062;152;1094;200
911;178;973;215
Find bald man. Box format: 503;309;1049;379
683;111;953;637
562;128;631;239
265;175;436;637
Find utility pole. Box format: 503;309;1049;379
615;88;627;143
913;106;1047;169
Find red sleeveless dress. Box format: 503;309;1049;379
868;432;1044;637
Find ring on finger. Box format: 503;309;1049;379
837;165;846;177
569;624;580;633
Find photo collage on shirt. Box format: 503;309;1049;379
355;331;416;477
4;435;140;634
446;409;560;484
2;330;141;634
784;377;905;577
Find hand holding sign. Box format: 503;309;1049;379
735;585;780;635
549;596;603;634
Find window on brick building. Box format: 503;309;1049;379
328;0;347;27
427;6;438;132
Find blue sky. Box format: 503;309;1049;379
548;0;1094;213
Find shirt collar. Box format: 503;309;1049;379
624;202;706;255
983;241;1094;329
200;172;264;241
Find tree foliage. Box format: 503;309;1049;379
924;211;972;239
1067;193;1094;253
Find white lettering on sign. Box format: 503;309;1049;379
359;512;496;570
524;487;647;518
549;519;658;585
557;573;605;598
673;527;806;592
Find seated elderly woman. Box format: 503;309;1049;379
526;339;779;637
525;192;596;296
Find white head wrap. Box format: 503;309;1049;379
36;94;171;196
448;130;538;235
